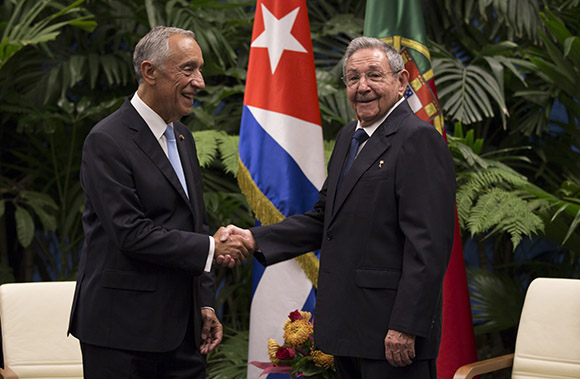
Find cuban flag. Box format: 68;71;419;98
237;1;325;378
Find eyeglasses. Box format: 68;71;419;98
342;70;399;87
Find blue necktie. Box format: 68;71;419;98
164;125;189;198
336;128;369;194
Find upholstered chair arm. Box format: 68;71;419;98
453;353;514;379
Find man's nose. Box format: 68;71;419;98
190;71;205;89
357;75;371;90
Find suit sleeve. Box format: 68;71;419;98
250;124;349;266
388;125;456;337
195;157;216;309
251;182;326;266
198;271;216;308
81;129;210;275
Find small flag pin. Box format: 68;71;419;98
379;160;384;168
179;134;184;141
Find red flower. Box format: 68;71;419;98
276;346;296;360
288;309;303;322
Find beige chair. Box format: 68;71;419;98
0;281;82;379
454;277;580;379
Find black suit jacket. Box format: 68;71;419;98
252;101;456;360
69;98;215;353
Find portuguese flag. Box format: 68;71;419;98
364;1;478;378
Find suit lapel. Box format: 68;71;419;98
327;122;356;216
330;101;412;218
174;122;204;229
331;129;391;216
125;101;195;214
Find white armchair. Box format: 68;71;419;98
0;281;82;379
454;277;580;379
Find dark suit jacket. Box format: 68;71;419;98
252;101;456;360
69;98;215;353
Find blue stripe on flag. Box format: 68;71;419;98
239;106;320;217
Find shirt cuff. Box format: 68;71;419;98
205;236;215;272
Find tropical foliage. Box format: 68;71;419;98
0;0;579;375
428;1;580;360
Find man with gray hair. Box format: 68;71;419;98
221;36;456;378
69;26;250;378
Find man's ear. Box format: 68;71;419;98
141;60;156;85
396;69;410;96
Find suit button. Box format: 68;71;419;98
327;232;333;241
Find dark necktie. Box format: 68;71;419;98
164;125;189;198
337;128;369;192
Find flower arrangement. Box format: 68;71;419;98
249;310;335;378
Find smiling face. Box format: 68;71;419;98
141;34;205;123
345;48;408;127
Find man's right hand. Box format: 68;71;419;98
221;225;257;248
213;226;253;267
384;329;416;367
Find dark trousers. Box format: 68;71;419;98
335;356;437;379
80;323;205;379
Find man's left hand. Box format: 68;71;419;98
384;329;416;367
200;308;223;354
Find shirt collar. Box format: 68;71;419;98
130;92;172;141
355;97;406;136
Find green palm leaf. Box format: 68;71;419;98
193;130;221;168
433;57;508;126
207;327;249;379
14;206;34;248
468;268;525;335
217;133;240;176
468;188;544;248
0;0;95;70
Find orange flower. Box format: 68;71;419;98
283;319;313;347
311;349;335;370
268;338;282;366
250;310;335;378
283;311;312;330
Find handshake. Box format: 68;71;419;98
212;225;257;268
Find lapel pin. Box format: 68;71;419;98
379;160;384;168
179;134;184;141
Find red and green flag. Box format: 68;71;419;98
364;1;478;378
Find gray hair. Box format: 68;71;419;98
133;26;197;84
342;36;404;77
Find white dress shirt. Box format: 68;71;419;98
354;96;406;156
